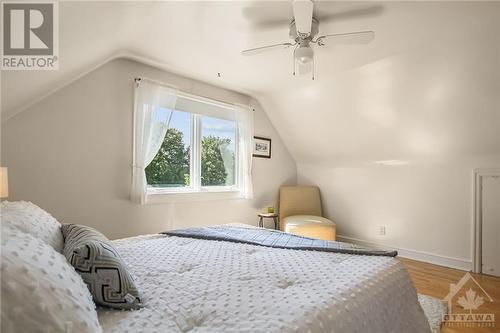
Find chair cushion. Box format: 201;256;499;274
279;186;322;224
282;215;336;241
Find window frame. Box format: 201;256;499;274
146;93;240;199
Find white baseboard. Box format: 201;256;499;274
337;235;472;271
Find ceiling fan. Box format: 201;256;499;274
241;0;375;80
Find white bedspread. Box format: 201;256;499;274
98;233;431;333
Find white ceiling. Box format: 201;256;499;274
2;1;499;165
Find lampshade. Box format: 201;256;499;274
295;46;313;65
0;167;9;198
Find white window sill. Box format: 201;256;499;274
146;187;241;203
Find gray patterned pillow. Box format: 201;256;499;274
61;224;142;309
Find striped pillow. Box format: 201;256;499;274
61;224;142;309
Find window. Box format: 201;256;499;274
132;80;253;204
145;94;239;193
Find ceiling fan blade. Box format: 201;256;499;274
242;2;293;30
314;4;384;23
241;42;295;56
317;31;374;45
248;19;292;30
293;0;314;35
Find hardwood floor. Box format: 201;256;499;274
400;258;500;333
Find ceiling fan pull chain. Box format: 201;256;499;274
292;45;298;76
312;57;315;80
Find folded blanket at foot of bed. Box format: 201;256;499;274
163;225;397;257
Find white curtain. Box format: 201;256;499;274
236;106;254;199
131;81;178;204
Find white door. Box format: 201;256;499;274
482;175;500;277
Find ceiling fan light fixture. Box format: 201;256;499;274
295;46;314;64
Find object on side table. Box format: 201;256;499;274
0;167;8;198
279;185;336;241
257;212;279;230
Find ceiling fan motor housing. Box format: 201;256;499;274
289;18;319;41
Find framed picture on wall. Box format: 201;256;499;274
253;136;272;158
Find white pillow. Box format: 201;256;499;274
0;201;64;252
1;224;102;333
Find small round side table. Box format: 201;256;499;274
258;213;279;230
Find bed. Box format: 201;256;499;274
1;201;431;333
97;227;431;333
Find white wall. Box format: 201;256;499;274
1;2;498;271
1;58;297;239
271;2;500;270
298;155;500;270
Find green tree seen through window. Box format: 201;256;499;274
146;128;189;187
145;128;234;187
201;135;231;186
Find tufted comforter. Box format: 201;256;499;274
163;225;398;257
98;231;431;333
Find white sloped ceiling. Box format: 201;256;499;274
2;1;499;165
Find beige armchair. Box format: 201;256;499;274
279;186;336;241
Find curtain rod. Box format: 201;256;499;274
134;77;255;111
